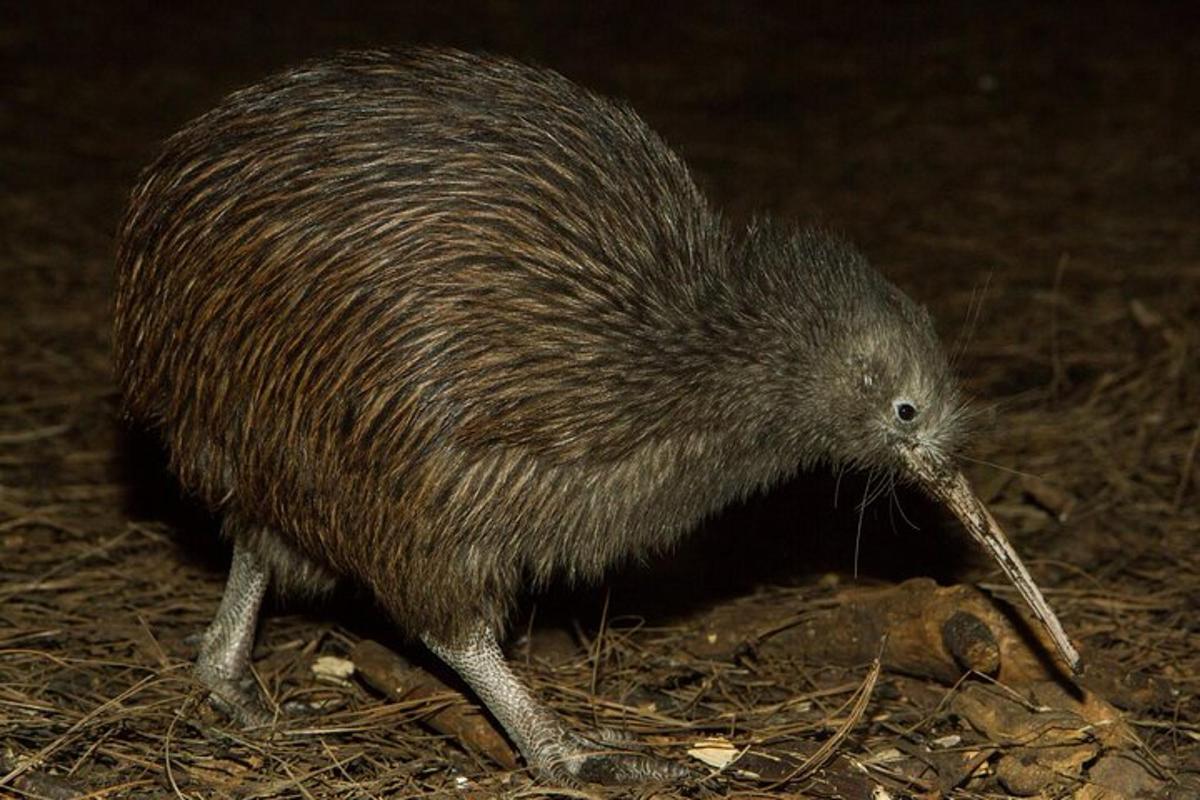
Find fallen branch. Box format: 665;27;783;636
691;577;1170;712
349;640;518;771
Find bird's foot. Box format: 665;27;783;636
193;661;276;728
423;624;694;785
534;727;694;786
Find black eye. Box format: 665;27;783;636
895;401;918;422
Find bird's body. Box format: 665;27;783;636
114;48;1078;785
115;49;938;638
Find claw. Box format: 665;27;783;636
538;730;695;786
572;749;696;785
194;663;275;728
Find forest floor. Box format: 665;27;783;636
2;3;1197;798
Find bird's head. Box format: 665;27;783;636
808;278;966;478
766;232;1082;674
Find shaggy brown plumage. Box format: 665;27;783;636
114;49;963;644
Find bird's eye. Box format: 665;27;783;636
894;400;918;423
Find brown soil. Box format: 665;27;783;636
2;2;1197;797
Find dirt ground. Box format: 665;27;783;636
2;2;1197;798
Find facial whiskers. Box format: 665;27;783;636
853;467;891;579
887;475;920;532
833;463;848;509
853;469;873;580
957;453;1044;482
950;269;992;370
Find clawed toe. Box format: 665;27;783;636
572;749;696;785
538;731;695;786
591;726;641;746
194;664;276;728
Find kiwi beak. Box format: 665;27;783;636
901;448;1083;676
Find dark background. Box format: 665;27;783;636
2;2;1197;796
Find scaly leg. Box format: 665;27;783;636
424;624;691;785
194;534;273;726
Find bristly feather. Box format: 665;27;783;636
114;48;968;642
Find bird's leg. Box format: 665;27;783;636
424;624;691;785
194;534;273;726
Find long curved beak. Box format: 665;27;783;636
901;448;1083;675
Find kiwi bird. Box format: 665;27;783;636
113;48;1080;784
